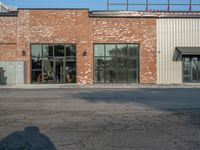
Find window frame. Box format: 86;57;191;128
30;43;77;84
93;43;140;84
182;56;200;83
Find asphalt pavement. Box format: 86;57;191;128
0;88;200;150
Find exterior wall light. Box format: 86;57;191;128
82;50;87;57
22;49;26;56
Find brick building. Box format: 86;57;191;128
0;8;200;85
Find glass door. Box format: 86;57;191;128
198;57;200;82
54;58;64;83
191;57;198;82
183;56;200;83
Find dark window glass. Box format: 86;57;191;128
43;58;54;84
184;76;190;82
105;70;116;83
66;61;76;83
117;58;127;69
94;44;139;83
105;57;116;69
66;44;76;57
55;45;64;56
32;57;42;69
183;57;191;82
31;44;76;84
94;70;105;83
43;45;53;57
106;45;116;57
191;57;198;81
128;59;137;69
117;70;128;83
183;69;190;76
94;58;105;69
94;45;104;56
32;71;42;83
31;45;42;57
128;70;138;83
117;44;128;57
128;44;138;57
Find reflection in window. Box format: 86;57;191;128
65;60;76;83
32;58;42;69
183;57;191;82
128;70;137;83
94;58;105;69
116;44;127;57
94;70;105;83
105;57;116;69
183;57;200;83
32;71;42;83
31;45;42;57
94;44;139;83
43;58;54;84
106;45;116;57
128;44;138;57
94;45;104;56
43;45;53;57
105;70;116;83
117;58;127;69
55;45;64;56
128;59;137;69
66;45;76;57
31;44;76;84
117;70;128;83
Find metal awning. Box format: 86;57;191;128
175;47;200;60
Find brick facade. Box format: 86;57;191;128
93;18;156;84
0;9;156;84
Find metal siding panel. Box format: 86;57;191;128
0;61;24;85
157;19;200;84
5;61;16;85
16;61;24;84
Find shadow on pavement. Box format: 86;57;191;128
0;126;56;150
73;88;200;111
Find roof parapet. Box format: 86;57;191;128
90;11;200;18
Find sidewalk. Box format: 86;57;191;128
1;83;200;89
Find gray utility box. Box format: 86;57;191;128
0;67;5;85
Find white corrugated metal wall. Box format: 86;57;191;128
157;18;200;84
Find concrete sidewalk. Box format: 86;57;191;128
1;83;200;89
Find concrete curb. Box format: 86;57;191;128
1;84;200;89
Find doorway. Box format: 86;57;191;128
31;44;76;84
183;56;200;83
54;58;64;83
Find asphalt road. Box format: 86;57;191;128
0;88;200;150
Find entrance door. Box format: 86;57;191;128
54;58;64;83
191;57;198;82
183;56;200;83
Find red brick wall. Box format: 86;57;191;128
0;17;17;43
93;18;157;84
0;17;17;61
0;10;156;84
14;9;93;84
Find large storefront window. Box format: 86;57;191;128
94;44;139;83
183;56;200;83
31;44;76;84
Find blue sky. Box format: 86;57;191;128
2;0;200;11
